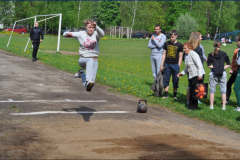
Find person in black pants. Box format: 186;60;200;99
30;22;43;62
225;38;240;103
226;73;237;103
177;42;203;111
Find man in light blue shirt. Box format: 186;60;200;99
148;24;166;79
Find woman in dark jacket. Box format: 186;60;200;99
207;40;230;110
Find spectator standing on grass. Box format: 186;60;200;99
226;36;240;105
177;42;203;110
207;41;230;110
148;24;166;80
160;30;183;99
30;22;43;62
234;39;240;112
63;19;105;92
184;32;207;105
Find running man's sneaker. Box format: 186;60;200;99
32;58;37;62
73;69;84;78
210;106;214;109
222;107;226;110
162;96;168;99
173;97;177;100
86;81;94;92
234;107;240;112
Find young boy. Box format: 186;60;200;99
160;30;183;99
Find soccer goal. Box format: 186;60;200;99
7;13;62;52
110;26;132;39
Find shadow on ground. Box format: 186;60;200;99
62;106;96;122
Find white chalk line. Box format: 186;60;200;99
0;99;107;103
11;111;129;115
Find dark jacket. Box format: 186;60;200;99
194;46;204;64
151;67;166;97
30;27;44;41
207;50;230;75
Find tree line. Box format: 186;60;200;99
0;1;239;37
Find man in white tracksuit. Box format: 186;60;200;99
148;24;166;80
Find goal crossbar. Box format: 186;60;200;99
7;13;62;53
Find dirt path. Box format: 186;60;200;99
0;50;240;159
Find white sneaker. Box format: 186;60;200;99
162;96;168;99
73;69;84;78
73;72;80;78
234;107;240;112
210;106;214;109
173;97;177;100
222;107;226;110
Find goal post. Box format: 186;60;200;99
7;13;62;52
7;16;36;48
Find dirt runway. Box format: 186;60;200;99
0;50;240;159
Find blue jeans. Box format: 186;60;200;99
163;63;179;88
150;54;162;79
78;57;98;87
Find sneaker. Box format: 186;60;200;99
234;107;240;111
73;69;84;78
32;58;37;62
162;96;168;99
222;107;226;110
86;81;94;92
198;100;202;104
210;106;214;109
173;97;177;100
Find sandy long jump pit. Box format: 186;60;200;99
1;113;240;159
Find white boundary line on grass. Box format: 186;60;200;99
11;111;129;115
0;99;107;103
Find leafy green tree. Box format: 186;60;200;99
0;1;14;28
145;1;165;32
218;1;237;33
190;1;208;36
208;1;237;37
175;13;198;39
161;1;190;32
97;1;121;29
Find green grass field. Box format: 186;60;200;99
0;35;240;132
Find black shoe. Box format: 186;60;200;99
220;101;229;105
86;81;94;92
32;58;37;62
